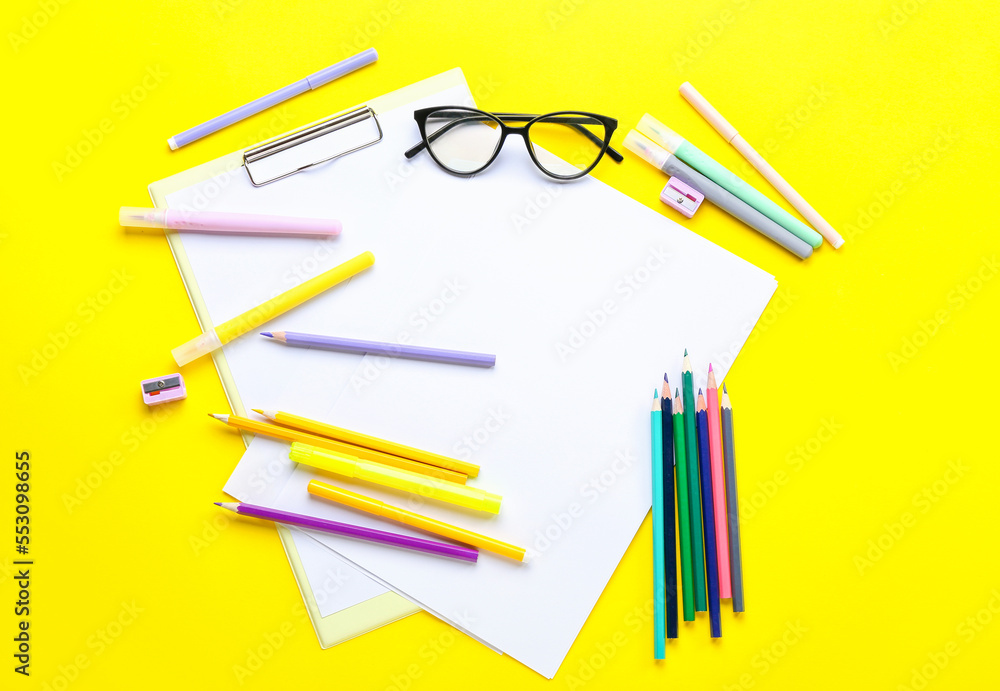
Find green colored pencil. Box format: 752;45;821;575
682;350;707;611
672;390;695;621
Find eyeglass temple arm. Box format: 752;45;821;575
404;114;624;162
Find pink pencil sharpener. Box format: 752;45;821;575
141;373;186;405
659;177;705;218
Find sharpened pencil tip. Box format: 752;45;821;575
698;388;703;395
683;348;688;356
213;502;222;507
675;387;680;397
653;388;658;399
260;332;273;338
708;363;713;372
723;383;727;393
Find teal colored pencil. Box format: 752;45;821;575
651;391;666;658
682;351;707;611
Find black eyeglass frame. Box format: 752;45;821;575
405;107;623;180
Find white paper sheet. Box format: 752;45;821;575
289;527;387;617
168;74;777;677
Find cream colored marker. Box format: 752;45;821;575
679;82;844;248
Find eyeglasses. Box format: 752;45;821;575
405;107;623;180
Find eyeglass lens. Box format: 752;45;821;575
527;113;608;178
425;109;502;174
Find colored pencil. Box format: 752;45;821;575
661;378;678;639
722;385;745;612
214;501;478;562
261;331;496;368
696;392;722;638
254;408;479;478
307;482;526;561
207;414;468;484
682;350;707;611
707;365;732;599
672;390;695;622
650;390;666;659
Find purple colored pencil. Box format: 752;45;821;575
696;393;722;638
215;502;478;562
261;331;496;368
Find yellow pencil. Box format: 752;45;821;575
208;414;468;484
172;251;374;366
254;408;479;478
308;482;525;561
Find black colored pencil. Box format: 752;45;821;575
661;376;678;639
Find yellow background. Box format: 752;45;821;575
3;0;999;688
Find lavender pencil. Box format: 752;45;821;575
261;331;495;368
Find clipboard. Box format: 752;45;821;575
147;69;473;647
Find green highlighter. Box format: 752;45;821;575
638;114;823;249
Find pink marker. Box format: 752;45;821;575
706;364;732;598
119;207;341;237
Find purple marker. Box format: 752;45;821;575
215;502;478;562
168;48;378;150
261;331;496;368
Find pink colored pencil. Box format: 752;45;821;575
707;365;732;598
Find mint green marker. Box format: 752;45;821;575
638;114;823;248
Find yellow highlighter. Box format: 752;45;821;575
308;481;526;561
290;443;502;514
171;251;374;366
